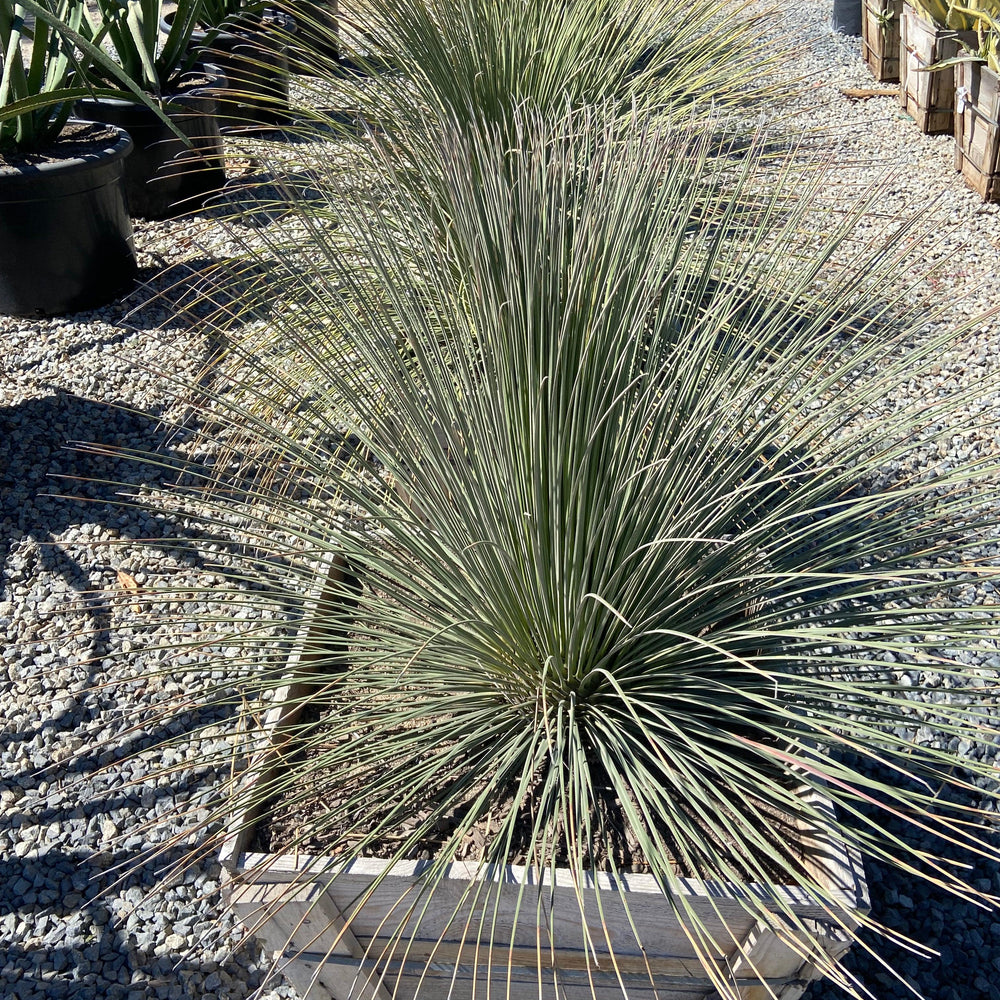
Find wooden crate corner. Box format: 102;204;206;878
862;0;904;83
955;59;1000;202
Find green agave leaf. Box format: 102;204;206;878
908;0;952;25
0;82;152;117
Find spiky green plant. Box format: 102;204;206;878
0;0;167;150
276;0;787;218
0;0;194;147
104;104;1000;1000
334;0;777;122
0;0;84;150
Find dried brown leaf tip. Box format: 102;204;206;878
116;569;143;614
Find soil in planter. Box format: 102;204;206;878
250;698;806;882
0;121;123;169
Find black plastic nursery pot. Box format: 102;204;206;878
192;12;295;127
0;124;137;317
161;9;295;127
75;81;227;221
832;0;862;35
287;0;339;72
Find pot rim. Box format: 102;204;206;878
0;122;133;182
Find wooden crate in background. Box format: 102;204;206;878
955;59;1000;202
899;6;977;134
862;0;904;83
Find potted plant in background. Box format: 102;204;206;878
899;0;988;133
862;0;904;81
281;0;338;72
71;0;228;218
290;0;785;249
0;0;136;315
833;0;863;34
952;6;1000;198
161;0;297;129
108;92;1000;1000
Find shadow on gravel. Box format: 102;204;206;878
0;843;265;999
0;387;312;753
803;760;1000;1000
0;685;236;800
203;171;333;228
0;394;224;749
0;392;202;584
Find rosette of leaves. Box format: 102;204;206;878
79;0;205;99
106;104;1000;1000
907;0;1000;69
0;0;150;150
0;0;85;149
951;2;1000;67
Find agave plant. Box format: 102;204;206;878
0;0;193;149
79;0;207;99
101;98;1000;1000
0;0;85;150
951;2;1000;67
905;0;1000;69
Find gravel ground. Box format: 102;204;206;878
4;2;1000;999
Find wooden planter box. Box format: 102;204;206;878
899;6;978;134
220;562;869;1000
862;0;904;83
955;59;1000;201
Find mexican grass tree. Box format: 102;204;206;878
280;0;787;224
328;0;781;124
98;110;1000;999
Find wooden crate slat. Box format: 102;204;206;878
375;963;711;1000
219;555;358;870
862;0;903;83
899;7;978;134
228;873;759;964
232;879;393;1000
233;839;864;922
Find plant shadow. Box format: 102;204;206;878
802;757;1000;1000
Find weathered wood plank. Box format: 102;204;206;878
228;872;758;965
956;60;1000;202
899;6;977;135
861;0;903;83
369;962;711;1000
220;555;357;871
